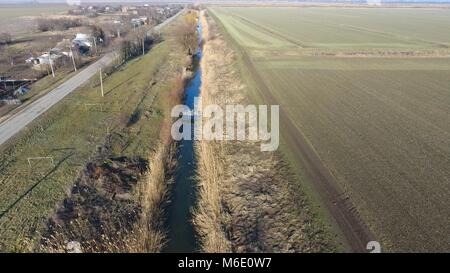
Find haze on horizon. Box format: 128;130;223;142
1;0;450;4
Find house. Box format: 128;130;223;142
139;16;148;24
73;33;92;47
25;51;64;69
131;17;148;27
25;57;39;65
37;52;62;65
72;33;92;54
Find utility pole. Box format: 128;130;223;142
69;46;77;71
48;51;55;78
93;36;98;55
99;68;104;97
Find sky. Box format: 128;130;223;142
1;0;450;3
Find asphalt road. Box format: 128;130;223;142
0;9;184;147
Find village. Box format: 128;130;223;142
0;3;182;116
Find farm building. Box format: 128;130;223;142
35;52;61;66
72;33;93;54
25;48;71;69
131;17;148;27
72;33;92;48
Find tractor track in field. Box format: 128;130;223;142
230;13;308;48
239;48;375;252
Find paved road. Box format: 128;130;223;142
0;9;184;147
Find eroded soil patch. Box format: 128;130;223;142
41;137;148;252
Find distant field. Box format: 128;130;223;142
214;7;450;49
0;4;69;20
211;7;450;252
0;4;70;35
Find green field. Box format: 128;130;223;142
211;7;450;252
214;7;450;49
0;25;184;251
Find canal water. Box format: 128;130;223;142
163;22;202;253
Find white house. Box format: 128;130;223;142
72;33;92;48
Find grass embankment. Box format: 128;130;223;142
0;20;188;251
193;11;337;253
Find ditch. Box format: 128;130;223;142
163;21;203;253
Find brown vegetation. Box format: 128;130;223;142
40;154;148;252
129;76;184;252
120;29;161;62
37;17;83;32
38;73;188;252
193;11;336;253
174;12;198;55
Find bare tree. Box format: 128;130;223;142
37;17;82;32
174;12;198;55
134;26;147;56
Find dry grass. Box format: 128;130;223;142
193;11;336;253
132;144;173;252
131;77;184;252
37;74;186;253
192;11;232;253
194;137;232;252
